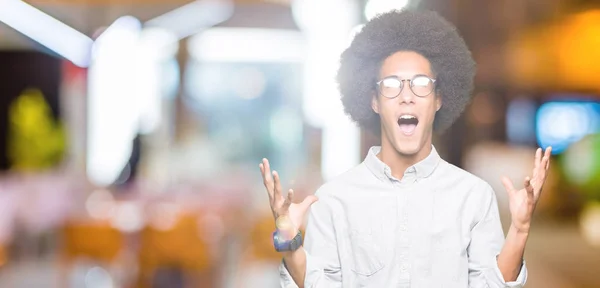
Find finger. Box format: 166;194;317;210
524;177;534;198
273;170;283;200
544;146;552;170
534;147;542;171
263;158;272;182
260;159;274;199
536;162;548;194
281;189;294;211
533;147;551;187
501;176;516;195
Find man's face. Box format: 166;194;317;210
371;51;442;156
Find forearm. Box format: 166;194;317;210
282;247;307;288
497;224;529;282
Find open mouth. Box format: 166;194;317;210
397;114;419;136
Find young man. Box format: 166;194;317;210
259;9;551;288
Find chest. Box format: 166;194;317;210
334;186;472;286
339;183;470;240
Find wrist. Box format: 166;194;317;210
275;215;299;237
509;223;530;236
282;246;304;258
273;230;303;252
276;227;298;241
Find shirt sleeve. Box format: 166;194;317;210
279;190;342;288
467;182;528;288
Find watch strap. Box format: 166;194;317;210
273;230;303;252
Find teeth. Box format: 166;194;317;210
399;115;416;119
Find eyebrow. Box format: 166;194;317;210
379;73;433;80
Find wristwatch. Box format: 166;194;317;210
273;215;303;252
273;229;303;252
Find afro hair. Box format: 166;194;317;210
337;9;476;134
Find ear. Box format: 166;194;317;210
435;94;442;112
371;94;380;114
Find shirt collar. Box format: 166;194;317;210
364;145;441;182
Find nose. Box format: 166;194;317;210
399;82;416;104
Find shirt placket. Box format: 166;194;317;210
388;166;416;287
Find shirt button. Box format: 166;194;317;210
400;224;408;231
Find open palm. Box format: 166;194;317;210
260;158;318;236
502;147;552;233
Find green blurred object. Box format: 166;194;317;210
562;133;600;201
7;88;66;171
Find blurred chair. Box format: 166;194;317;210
136;211;214;288
248;214;281;262
59;220;126;287
0;243;7;268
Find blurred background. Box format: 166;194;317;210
0;0;599;287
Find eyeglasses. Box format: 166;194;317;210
376;75;437;98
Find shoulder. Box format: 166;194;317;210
438;161;501;226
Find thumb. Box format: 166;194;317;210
300;195;319;211
501;176;516;195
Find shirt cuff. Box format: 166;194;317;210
493;255;528;287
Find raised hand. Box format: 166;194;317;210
259;158;318;239
501;147;552;233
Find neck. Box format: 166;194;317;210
378;138;433;180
